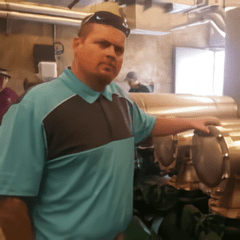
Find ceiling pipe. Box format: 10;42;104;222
0;2;90;20
0;1;226;38
0;10;83;34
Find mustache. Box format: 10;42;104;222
100;61;116;70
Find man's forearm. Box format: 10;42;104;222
0;197;34;240
151;116;221;137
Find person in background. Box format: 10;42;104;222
0;68;18;124
0;11;220;240
124;71;152;92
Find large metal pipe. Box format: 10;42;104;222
131;93;239;171
130;93;238;118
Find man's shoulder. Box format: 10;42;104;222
138;84;151;92
23;78;64;99
16;77;73;111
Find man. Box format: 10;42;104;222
0;68;18;124
0;11;220;240
124;71;152;92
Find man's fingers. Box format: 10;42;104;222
203;117;221;126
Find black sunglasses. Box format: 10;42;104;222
80;11;130;37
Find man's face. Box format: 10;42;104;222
128;79;139;88
73;23;126;89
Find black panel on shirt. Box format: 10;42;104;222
43;94;132;161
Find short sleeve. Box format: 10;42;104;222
131;102;156;144
0;100;46;197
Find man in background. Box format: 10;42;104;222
0;68;18;124
124;71;152;92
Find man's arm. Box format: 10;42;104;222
0;196;34;240
151;116;221;137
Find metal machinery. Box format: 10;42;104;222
129;93;238;119
130;93;239;191
192;122;240;219
130;93;240;238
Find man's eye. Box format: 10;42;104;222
97;41;110;48
115;46;124;55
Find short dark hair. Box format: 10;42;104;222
78;11;130;38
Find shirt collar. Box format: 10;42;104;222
61;69;117;103
102;85;113;101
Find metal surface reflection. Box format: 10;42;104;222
130;93;238;118
131;93;239;192
192;120;240;218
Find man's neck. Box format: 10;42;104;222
71;67;107;92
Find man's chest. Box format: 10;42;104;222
43;94;133;161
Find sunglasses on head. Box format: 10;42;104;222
80;11;130;37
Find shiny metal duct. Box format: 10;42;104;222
157;119;240;173
123;1;225;34
192;120;240;218
154;118;240;191
209;177;240;219
153;135;177;168
129;93;238;118
192;122;240;188
154;130;199;191
131;93;239;191
154;129;194;168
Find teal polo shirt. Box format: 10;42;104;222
0;69;156;239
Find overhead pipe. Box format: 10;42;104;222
0;2;90;20
171;4;226;34
0;10;82;35
0;1;226;37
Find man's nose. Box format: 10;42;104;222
105;45;117;58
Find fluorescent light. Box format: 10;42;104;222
130;28;170;36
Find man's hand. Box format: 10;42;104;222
0;228;5;240
187;117;221;133
0;197;34;240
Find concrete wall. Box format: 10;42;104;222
0;16;208;96
116;22;209;93
0;19;55;95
